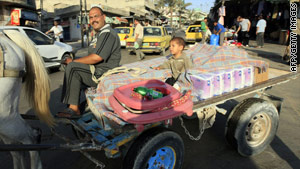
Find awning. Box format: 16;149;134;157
111;17;120;24
21;11;38;21
112;17;128;24
114;17;128;24
105;17;114;24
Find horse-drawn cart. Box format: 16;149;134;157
1;67;299;169
2;29;299;169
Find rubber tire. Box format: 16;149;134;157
160;48;166;56
225;98;279;157
123;127;184;169
60;53;72;71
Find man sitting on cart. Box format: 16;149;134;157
57;5;121;118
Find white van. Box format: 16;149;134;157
0;26;76;70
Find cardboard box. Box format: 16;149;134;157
254;66;269;83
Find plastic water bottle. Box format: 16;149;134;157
133;87;163;100
133;87;148;96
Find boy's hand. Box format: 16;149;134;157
153;67;160;70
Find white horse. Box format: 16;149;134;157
0;30;55;169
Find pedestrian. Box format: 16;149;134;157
236;16;251;47
213;20;226;46
153;37;192;85
56;5;121;118
134;18;145;60
46;20;64;42
145;20;151;26
200;17;208;44
256;15;267;48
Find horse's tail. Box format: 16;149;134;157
4;30;55;127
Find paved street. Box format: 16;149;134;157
0;31;299;169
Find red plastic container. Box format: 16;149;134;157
109;79;194;124
113;79;181;110
109;94;193;124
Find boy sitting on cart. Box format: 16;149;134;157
153;37;192;85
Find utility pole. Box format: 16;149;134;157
40;0;43;31
84;0;89;46
80;0;84;47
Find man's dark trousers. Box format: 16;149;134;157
256;32;264;47
61;62;98;105
241;31;249;46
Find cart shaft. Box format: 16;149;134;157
0;143;102;151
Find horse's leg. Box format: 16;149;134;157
0;136;27;169
5;119;43;169
0;125;42;169
29;129;43;169
29;150;43;169
0;78;42;169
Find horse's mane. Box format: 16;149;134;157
4;30;55;127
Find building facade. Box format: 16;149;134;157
35;0;159;41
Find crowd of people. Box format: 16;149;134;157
199;15;267;48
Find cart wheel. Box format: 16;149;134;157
225;98;279;156
123;127;184;169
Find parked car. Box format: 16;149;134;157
185;25;203;43
126;26;172;55
114;27;134;47
0;26;76;70
164;26;175;37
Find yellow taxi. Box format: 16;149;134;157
185;25;203;43
114;27;134;47
126;26;172;55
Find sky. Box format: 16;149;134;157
185;0;215;14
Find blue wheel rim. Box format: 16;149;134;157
147;146;176;169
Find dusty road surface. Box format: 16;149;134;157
1;35;299;169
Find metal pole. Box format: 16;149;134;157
80;0;84;48
0;143;103;151
40;0;43;31
84;0;89;46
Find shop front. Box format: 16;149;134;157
10;8;39;27
211;0;294;42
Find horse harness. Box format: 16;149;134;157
0;41;26;78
